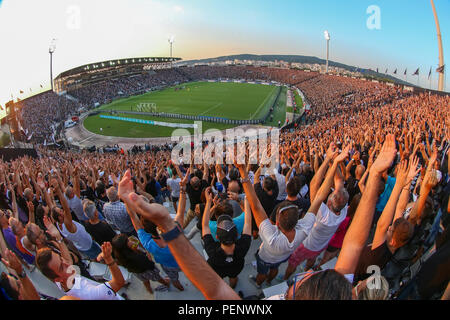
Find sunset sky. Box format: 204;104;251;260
0;0;449;116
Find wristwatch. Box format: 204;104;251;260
240;177;250;183
158;221;183;242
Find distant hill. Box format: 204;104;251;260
182;54;414;86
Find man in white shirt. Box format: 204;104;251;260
283;144;350;280
36;241;125;300
167;171;181;212
51;178;102;260
236;162;319;288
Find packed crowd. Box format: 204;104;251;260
1;69;449;299
70;69;187;108
17;91;81;144
16;65;403;146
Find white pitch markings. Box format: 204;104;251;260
250;87;276;120
198;102;223;116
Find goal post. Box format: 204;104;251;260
136;103;157;113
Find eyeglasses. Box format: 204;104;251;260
285;269;325;300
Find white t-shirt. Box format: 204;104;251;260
58;221;93;252
56;275;124;300
257;213;316;264
167;177;181;197
273;170;287;201
302;203;348;252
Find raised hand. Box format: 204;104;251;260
406;156;421;185
370;134;397;174
326;142;338;161
335;145;351;163
43;216;62;240
118;169;134;201
97;242;114;264
395;160;409;186
1;249;23;275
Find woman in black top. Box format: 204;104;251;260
111;234;170;294
201;187;252;289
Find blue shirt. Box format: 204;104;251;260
209;212;246;242
376;176;396;213
137;229;179;268
155;182;162;197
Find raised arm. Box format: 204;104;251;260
394;156;420;222
174;180;187;227
372;160;408;249
335;134;397;276
1;249;40;300
96;242;125;293
51;179;76;233
72;166;81;198
309;142;337;202
120;183;240;300
201;187;213;237
242;197;252;236
236;162;267;228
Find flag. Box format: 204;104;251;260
436;65;445;73
40;84;43;88
404;69;407;75
394;69;397;74
428;67;432;80
376;68;379;73
19;90;24;94
385;69;388;74
413;68;419;76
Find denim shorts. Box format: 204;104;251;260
255;250;289;275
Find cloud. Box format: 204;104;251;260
173;5;184;13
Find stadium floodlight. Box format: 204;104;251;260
168;35;175;58
324;31;330;73
49;38;57;91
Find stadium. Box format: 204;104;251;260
0;0;449;307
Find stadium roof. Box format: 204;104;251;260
55;57;182;79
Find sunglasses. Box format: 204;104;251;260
285;269;325;300
278;205;299;214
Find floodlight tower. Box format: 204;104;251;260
324;31;330;73
168;36;175;67
430;0;445;91
49;39;57;91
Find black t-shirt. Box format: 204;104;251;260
254;182;279;218
85;221;117;245
202;234;251;278
269;197;311;223
81;186;96;202
416;239;450;299
186;178;208;211
354;241;393;284
346;175;360;203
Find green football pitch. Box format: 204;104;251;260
83;81;286;138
